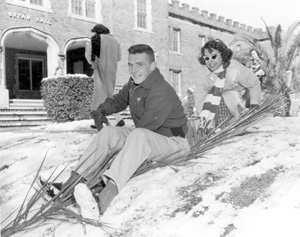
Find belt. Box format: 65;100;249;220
170;125;186;138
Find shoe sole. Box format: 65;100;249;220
74;183;100;220
35;176;61;201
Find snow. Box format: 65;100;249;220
1;117;300;237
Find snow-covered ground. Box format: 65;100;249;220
1;117;300;237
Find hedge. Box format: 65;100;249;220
40;74;93;122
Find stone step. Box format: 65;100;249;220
0;120;53;127
9;104;46;108
0;111;47;116
9;99;45;104
1;106;46;111
9;99;45;107
0;117;51;121
0;99;131;127
0;99;50;127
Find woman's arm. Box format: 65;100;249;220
236;63;262;105
85;41;92;65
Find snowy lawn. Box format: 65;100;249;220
1;117;300;237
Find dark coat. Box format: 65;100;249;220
101;68;188;137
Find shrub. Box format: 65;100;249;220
41;74;93;122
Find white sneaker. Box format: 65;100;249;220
74;183;100;220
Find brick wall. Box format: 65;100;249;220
100;0;170;85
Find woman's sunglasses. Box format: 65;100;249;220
203;53;220;61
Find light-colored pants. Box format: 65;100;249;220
74;126;190;192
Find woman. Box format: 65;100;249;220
196;39;261;131
246;48;267;85
85;24;124;128
182;87;196;117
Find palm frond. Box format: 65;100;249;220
261;18;275;49
281;20;300;55
1;156;113;237
134;92;286;177
229;34;273;66
285;34;300;70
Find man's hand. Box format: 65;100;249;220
249;104;259;110
91;107;109;131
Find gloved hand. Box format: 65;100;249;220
249;104;259;110
91;107;109;131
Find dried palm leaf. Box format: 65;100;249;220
134;92;286;176
1;152;115;237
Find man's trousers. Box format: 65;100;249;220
74;126;190;192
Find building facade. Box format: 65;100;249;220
0;0;267;109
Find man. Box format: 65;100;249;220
44;44;190;218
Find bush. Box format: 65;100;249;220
41;74;93;122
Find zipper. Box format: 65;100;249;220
130;85;141;97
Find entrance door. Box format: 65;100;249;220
16;54;46;99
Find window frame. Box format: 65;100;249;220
169;69;182;97
16;53;46;92
68;0;102;23
6;0;52;12
134;0;152;33
170;27;181;53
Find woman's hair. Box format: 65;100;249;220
128;44;155;62
198;39;233;65
249;48;263;59
90;24;110;61
91;24;110;34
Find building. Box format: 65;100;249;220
167;0;269;105
0;0;267;109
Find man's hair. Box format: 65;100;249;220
128;44;155;62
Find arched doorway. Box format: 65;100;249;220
63;38;92;77
1;27;59;99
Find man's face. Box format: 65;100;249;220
128;53;155;84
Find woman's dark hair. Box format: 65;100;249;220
198;39;233;65
91;24;110;34
90;24;110;61
249;48;263;60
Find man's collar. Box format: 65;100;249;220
134;68;160;89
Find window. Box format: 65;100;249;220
71;0;82;15
134;0;152;32
170;69;182;96
170;27;181;53
85;0;96;18
69;0;101;22
30;0;42;5
137;0;147;28
6;0;51;11
17;56;45;91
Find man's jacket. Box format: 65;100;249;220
100;68;188;137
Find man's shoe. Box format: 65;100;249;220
37;176;62;199
95;180;118;215
74;183;100;220
90;124;97;129
116;119;125;127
